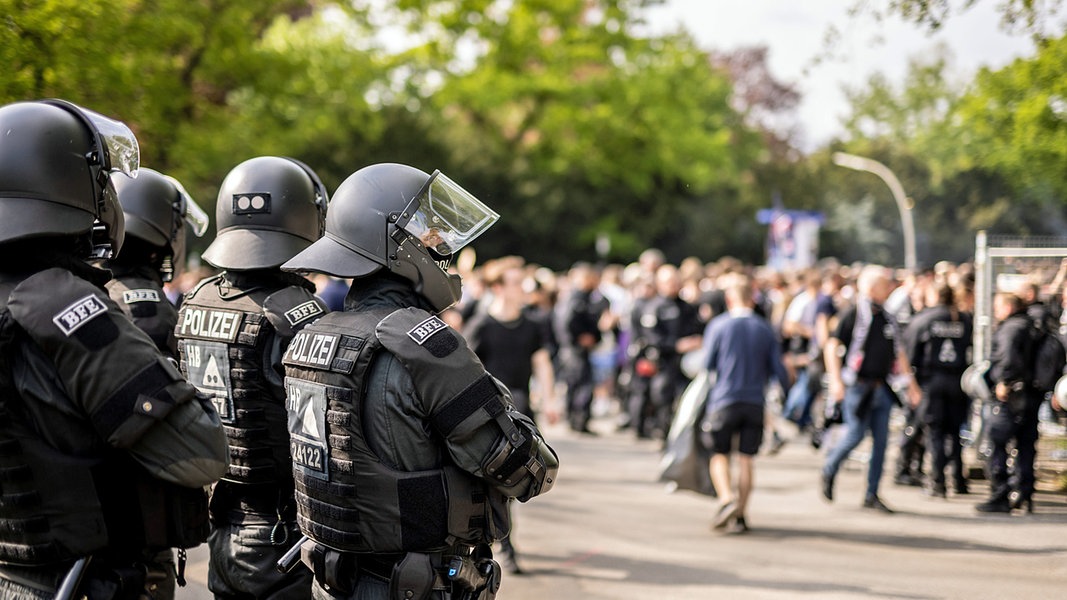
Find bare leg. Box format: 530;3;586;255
736;454;755;515
710;453;733;503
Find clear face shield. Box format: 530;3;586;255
395;170;499;263
160;175;207;281
164;175;209;238
44;100;140;258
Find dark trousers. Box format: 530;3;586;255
561;348;595;431
895;404;925;478
919;374;968;489
985;393;1041;500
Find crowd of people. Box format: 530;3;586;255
397;250;1066;532
5;96;1065;600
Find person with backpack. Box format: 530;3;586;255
977;291;1046;513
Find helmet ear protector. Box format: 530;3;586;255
41;99;140;259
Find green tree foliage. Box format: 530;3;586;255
862;0;1064;41
830;34;1067;265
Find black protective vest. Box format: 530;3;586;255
0;269;204;566
176;275;326;486
107;270;178;357
282;309;496;554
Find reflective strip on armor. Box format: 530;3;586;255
176;306;243;342
286;378;330;480
122;289;161;304
182;340;234;422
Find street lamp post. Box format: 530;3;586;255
832;152;917;271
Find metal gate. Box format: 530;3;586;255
972;231;1067;490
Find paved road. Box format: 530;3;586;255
177;413;1067;599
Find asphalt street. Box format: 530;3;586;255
177;411;1067;599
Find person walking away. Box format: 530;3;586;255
0;99;228;599
175;156;330;599
904;281;973;497
820;264;922;513
699;275;791;534
279;163;558;600
554;262;609;434
976;292;1042;513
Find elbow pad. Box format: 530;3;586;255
482;409;559;502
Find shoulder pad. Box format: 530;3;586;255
263;286;329;338
377;308;457;359
10;268;115;340
185;275;222;302
377;308;491;411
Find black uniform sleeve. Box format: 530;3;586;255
7;268;228;485
377;307;558;502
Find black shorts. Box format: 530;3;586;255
700;403;765;456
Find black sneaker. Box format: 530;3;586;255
975;497;1011;513
862;496;895;514
820;473;834;502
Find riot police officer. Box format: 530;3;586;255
279;162;558;600
976;291;1040;513
175;156;329;599
102;169;211;599
904;281;973;497
107;168;209;356
0;100;228;598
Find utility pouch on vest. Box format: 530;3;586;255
304;543;356;595
142;481;209;549
389;552;436;600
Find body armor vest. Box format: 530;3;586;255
282;309;495;554
0;269;204;566
107;269;178;357
176;275;325;486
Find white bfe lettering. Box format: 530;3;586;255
407;317;446;344
53;295;107;335
285;301;323;325
180;308;241;341
287;332;337;367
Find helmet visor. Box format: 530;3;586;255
165;174;210;237
403;171;499;256
79;106;140;178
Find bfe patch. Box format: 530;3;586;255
52;294;107;336
406;316;458;358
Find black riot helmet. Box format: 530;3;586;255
282;163;499;312
0;99;139;258
201;156;327;271
112;167;210;281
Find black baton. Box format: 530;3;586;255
276;535;309;573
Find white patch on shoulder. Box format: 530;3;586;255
52;295;108;336
406;316;448;345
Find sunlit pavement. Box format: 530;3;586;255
178;407;1067;600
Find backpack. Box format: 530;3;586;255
1030;317;1067;396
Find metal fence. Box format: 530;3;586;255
972;231;1067;491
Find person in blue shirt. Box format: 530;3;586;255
699;274;791;533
